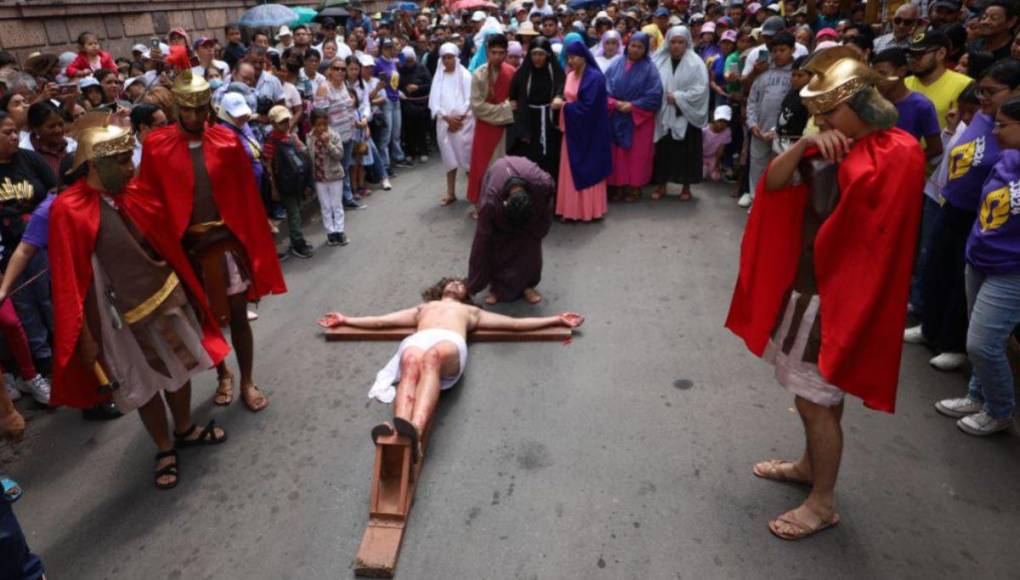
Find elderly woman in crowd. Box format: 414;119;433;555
652;26;709;201
553;39;611;222
508;36;565;180
605;31;662;202
593;29;623;71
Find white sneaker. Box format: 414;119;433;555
3;376;21;402
957;411;1014;436
17;374;50;406
419;155;428;163
737;193;753;208
903;325;925;344
247;310;259;321
935;397;983;418
930;352;968;371
382;178;392;191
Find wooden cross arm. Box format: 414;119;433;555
323;325;572;342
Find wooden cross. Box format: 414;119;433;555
323;325;573;578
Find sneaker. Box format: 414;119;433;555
17;374;50;406
247;310;259;321
930;352;968;371
271;207;287;220
737;193;753;208
396;158;413;167
290;242;314;259
957;411;1014;436
419;155;429;163
935;397;983;418
381;178;392;191
336;232;349;246
345;200;368;210
326;233;341;246
903;325;925;344
4;375;21;402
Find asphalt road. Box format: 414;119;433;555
3;157;1018;580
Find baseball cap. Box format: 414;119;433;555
721;29;738;42
690;12;706;22
78;77;100;90
669;15;683;25
192;36;216;50
472;10;486;21
268;105;292;124
358;53;375;67
714;105;733;122
132;43;149;54
220;92;253;119
908;29;950;52
760;15;786;36
931;0;961;9
168;27;188;41
702;22;717;34
767;3;781;11
380;38;395;49
815;27;838;40
654;7;670;17
124;76;147;90
747;2;762;14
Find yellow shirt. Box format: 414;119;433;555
905;70;973;130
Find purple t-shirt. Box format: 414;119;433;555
967;149;1020;275
894;92;940;142
21;192;54;249
375;56;400;102
942;112;1001;212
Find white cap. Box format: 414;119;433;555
767;3;781;10
668;15;682;25
358;53;375;67
276;25;293;39
401;46;416;60
472;10;486;21
124;76;146;89
132;43;149;54
713;104;733;122
595;10;610;19
78;77;100;89
220;92;253;119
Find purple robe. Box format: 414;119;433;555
562;39;612;191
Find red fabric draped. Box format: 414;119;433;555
49;179;230;410
467;63;515;204
138;124;286;301
725;128;925;413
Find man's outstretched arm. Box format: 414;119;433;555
475;310;584;332
318;307;420;329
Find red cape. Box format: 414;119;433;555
467;62;515;204
725;128;925;413
139;124;286;301
49;179;231;410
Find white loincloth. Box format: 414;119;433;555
368;329;468;403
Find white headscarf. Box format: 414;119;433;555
593;30;623;71
653;26;710;142
428;43;472;118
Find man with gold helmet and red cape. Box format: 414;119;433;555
49;116;232;489
138;47;286;413
725;47;926;540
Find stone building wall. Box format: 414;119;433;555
0;0;384;64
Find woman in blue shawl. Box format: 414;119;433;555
603;31;664;201
553;38;612;222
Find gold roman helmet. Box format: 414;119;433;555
66;111;136;174
799;46;884;116
172;68;212;108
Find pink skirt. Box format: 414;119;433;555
556;138;607;221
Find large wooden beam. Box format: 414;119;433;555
324;326;572;342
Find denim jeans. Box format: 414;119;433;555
380;99;405;169
909;196;942;313
964;265;1020;419
370;118;390;180
341;138;355;205
0;500;45;580
10;252;52;362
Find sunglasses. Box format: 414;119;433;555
894;17;916;25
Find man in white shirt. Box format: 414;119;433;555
874;4;920;53
191;37;230;80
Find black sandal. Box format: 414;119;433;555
173;420;228;449
392;417;421;464
154;450;179;490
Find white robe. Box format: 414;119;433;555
429;63;475;171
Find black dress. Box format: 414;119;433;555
507;38;565;180
652;57;704;186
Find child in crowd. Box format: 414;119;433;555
65;32;117;78
873;48;944;162
774;55;812;152
307;108;349;247
742;30;795;208
264;105;315;259
703;105;734;181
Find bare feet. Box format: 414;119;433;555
679;187;693;201
439;195;456;206
468;207;479;219
0;409;26;442
768;503;839;540
241;385;269;413
523;288;543;304
752;459;812;486
214;370;234;406
484;293;498;305
154;449;179;490
650;186;665;200
393;417;422;463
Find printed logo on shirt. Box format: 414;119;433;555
978;179;1020;232
948;137;986;181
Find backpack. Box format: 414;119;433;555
271;136;312;198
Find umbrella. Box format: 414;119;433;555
320;0;351;7
567;0;609;8
451;0;497;10
388;1;419;12
291;6;318;25
239;4;299;27
314;5;350;20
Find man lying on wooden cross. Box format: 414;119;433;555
318;277;583;460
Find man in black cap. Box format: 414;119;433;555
314;17;339;54
929;0;964;28
970;0;1018;61
905;29;973;131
